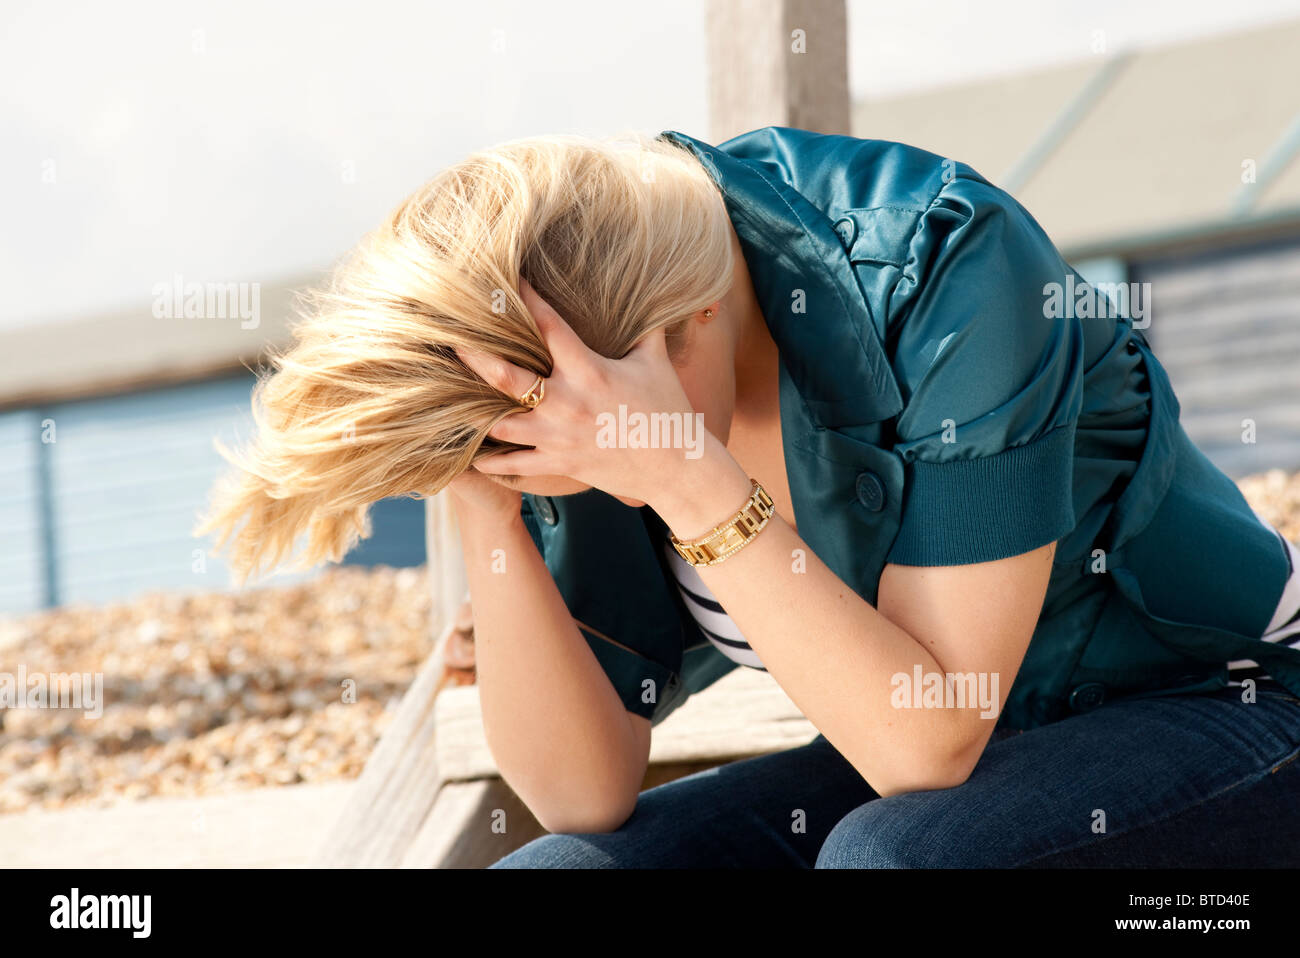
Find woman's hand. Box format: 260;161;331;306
445;465;522;526
454;278;717;510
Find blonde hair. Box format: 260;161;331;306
194;130;734;584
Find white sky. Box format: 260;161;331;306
2;0;1298;330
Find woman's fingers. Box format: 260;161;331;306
519;276;597;369
472;446;553;477
455;345;541;405
485;410;540;445
458;279;602;411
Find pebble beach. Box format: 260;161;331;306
0;566;434;813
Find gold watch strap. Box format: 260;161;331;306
669;479;776;567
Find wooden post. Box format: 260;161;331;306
706;0;850;142
425;490;467;640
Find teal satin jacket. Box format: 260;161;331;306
516;125;1300;732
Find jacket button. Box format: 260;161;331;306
832;215;858;250
532;495;558;525
1126;339;1140;354
855;472;886;512
1068;682;1106;712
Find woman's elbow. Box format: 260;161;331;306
533;792;638;835
873;763;973;798
863;738;984;798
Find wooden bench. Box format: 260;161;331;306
314;618;817;868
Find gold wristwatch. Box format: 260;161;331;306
669;479;776;567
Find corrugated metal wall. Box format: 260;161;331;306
0;409;47;614
0;373;425;616
48;375;264;607
1132;233;1300;479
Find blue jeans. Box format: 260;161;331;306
489;681;1300;867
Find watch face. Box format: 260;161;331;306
671;481;774;565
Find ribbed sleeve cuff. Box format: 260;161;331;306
887;424;1076;566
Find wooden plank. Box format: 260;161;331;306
434;667;818;784
312;621;453;867
313;493;467;866
401;761;739;868
402;779;547;869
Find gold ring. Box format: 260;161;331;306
518;374;546;409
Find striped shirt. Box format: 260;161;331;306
663;539;766;671
665;515;1300;690
1229;514;1300;687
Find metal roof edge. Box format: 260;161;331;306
1061;206;1300;263
999;49;1137;195
1230;112;1300;216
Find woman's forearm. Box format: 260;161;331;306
650;435;981;796
454;505;649;832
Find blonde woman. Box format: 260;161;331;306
198;127;1300;867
